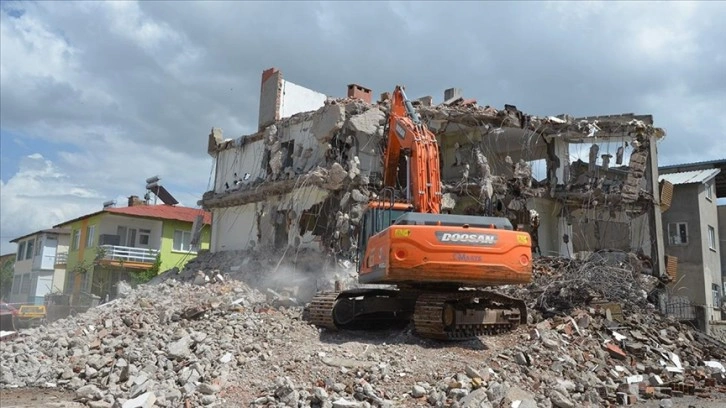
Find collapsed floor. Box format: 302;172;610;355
203;97;667;278
1;255;725;408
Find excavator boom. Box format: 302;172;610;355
383;86;442;214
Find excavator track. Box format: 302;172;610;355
413;290;526;341
304;292;338;330
305;288;526;341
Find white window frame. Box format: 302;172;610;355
708;225;716;251
86;225;96;248
705;182;713;201
173;229;196;253
12;276;21;294
139;229;151;246
25;239;34;260
20;273;30;295
17;241;26;261
667;222;689;246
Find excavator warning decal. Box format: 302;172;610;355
517;235;530;244
394;229;411;238
395;123;406;140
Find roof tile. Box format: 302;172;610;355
106;205;211;224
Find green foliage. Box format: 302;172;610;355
131;254;161;285
0;257;15;299
73;259;92;275
94;246;107;262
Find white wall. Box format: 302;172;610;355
215;117;329;194
279;80;327;120
211;186;330;252
212;204;259;252
214;138;267;192
98;215;163;248
528;198;561;257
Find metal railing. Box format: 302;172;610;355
100;245;159;263
55;252;68;264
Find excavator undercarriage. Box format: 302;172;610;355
304;287;527;341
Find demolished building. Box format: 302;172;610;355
199;68;668;291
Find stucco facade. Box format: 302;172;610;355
8;228;70;305
54;202;211;304
660;169;723;332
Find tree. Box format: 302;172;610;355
0;256;15;300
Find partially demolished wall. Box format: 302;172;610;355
201;81;667;281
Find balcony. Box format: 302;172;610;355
55;252;68;266
98;245;159;269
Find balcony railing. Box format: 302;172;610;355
55;252;68;265
100;245;159;264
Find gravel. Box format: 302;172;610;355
1;257;725;407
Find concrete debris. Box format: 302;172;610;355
506;253;658;313
204;94;667;288
311;103;346;142
2;250;725;407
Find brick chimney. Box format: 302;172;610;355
347;84;372;104
128;195;145;207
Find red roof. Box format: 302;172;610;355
106;205;211;224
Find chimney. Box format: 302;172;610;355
347;84;372;104
444;88;462;102
258;67;283;131
128;195;145;207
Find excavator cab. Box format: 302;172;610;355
356;200;412;274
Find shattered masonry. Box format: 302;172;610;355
200;73;668;282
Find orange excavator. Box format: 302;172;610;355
305;86;532;340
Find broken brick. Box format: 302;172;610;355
605;343;627;360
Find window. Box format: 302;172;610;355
139;229;151;246
20;274;30;295
17;241;26;261
71;229;81;251
714;284;722;308
12;276;20;294
706;182;713;201
708;225;716;251
86;225;96;248
173;230;195;252
667;222;688;246
25;239;34;260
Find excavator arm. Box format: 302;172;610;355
383;86;442;214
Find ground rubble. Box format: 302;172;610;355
2;256;726;407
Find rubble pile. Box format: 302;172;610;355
2;256;725;407
0;279;316;407
508;253;659;315
151;248;357;304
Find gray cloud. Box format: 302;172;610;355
1;0;725;252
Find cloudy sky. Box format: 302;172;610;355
1;1;725;254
